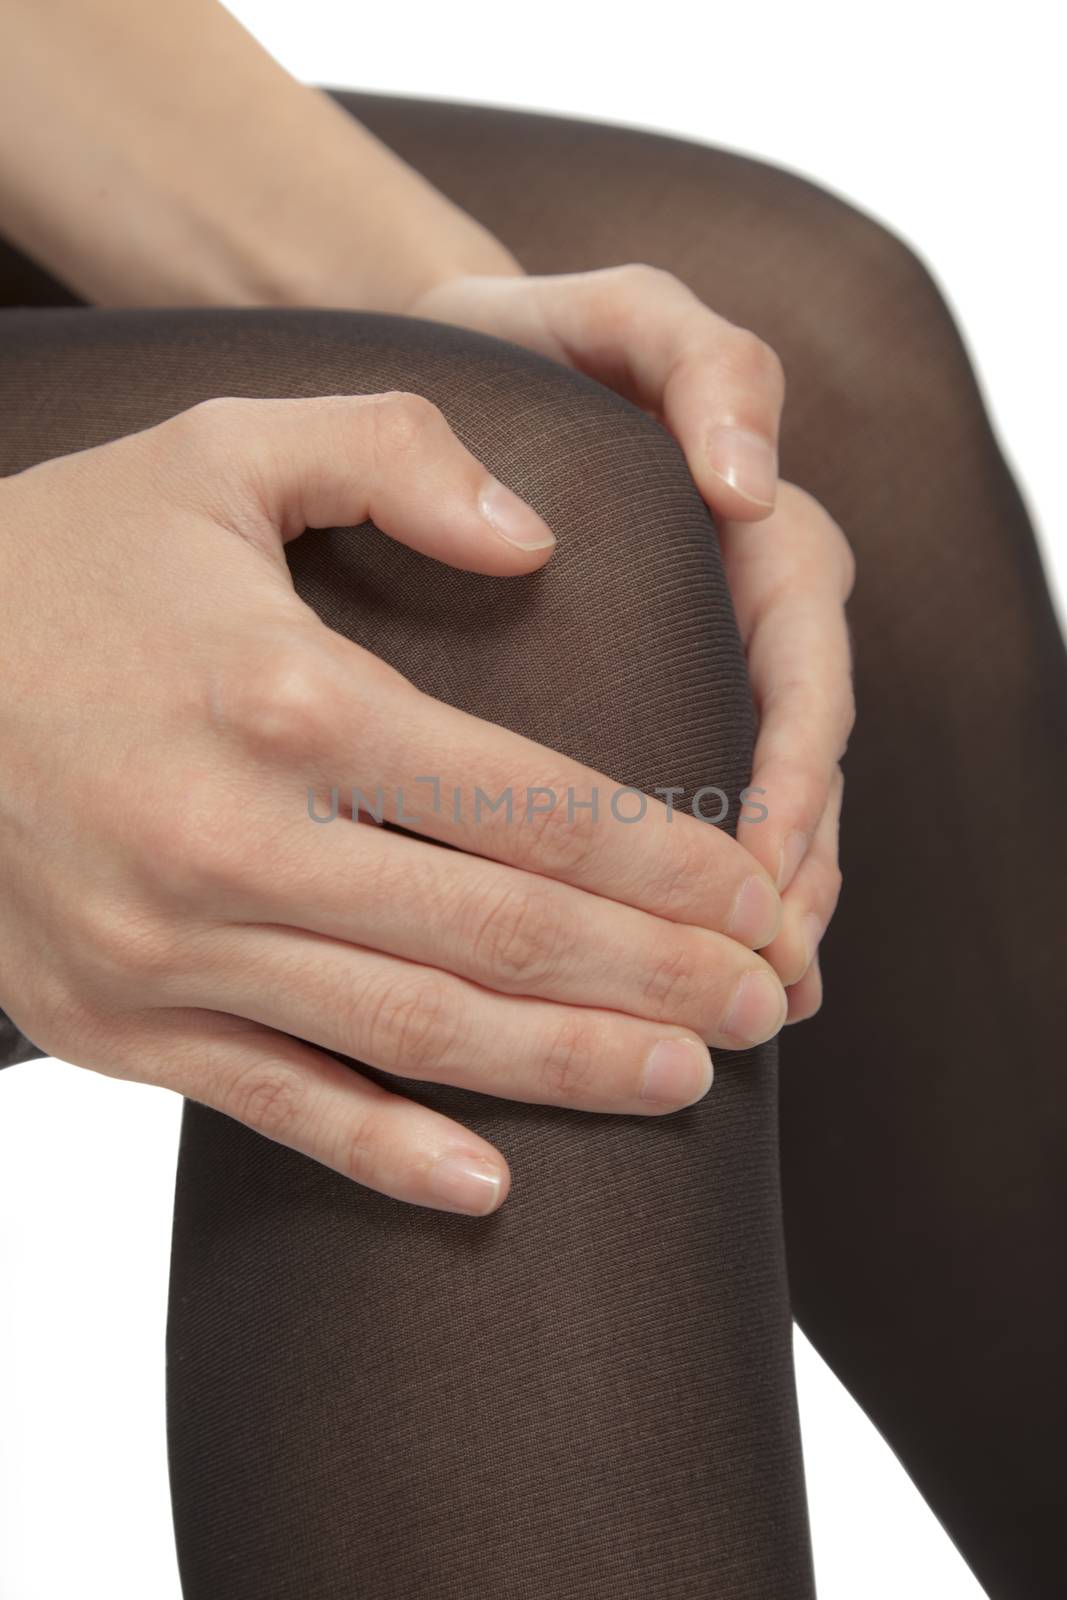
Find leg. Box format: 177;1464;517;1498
0;302;813;1596
319;89;1067;1596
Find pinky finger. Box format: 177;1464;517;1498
141;1007;511;1216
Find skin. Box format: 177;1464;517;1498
0;0;855;1211
410;271;856;1013
1;394;788;1216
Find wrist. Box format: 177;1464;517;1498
109;82;526;313
254;185;526;317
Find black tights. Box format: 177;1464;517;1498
1;91;1064;1599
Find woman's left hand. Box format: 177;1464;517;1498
408;266;856;1017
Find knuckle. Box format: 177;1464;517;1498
539;1015;602;1102
620;261;674;289
156;396;273;538
169;395;247;443
593;263;676;338
226;1061;306;1139
367;390;441;462
640;939;697;1020
51;1006;121;1070
85;902;174;989
762;674;808;722
185;394;250;431
179;832;254;908
8;970;118;1068
360;974;459;1076
466;880;572;988
725;326;786;394
173;820;250;902
134;777;253;904
648;824;715;910
219;646;335;762
163;396;254;470
331;1106;385;1188
519;782;601;879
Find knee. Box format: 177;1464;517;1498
232;301;730;625
7;299;751;797
249;310;755;810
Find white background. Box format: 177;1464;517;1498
2;2;1062;1596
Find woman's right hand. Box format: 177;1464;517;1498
0;393;786;1214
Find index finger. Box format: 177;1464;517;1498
298;641;783;951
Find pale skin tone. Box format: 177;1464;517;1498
0;0;854;1213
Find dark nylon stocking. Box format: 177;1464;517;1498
1;89;1064;1598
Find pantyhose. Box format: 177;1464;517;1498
1;90;1064;1599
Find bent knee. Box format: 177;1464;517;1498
263;316;756;810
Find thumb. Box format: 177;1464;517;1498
159;391;557;576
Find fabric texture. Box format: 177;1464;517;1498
1;86;1064;1599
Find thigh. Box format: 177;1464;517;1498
0;302;813;1598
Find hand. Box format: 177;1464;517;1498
723;484;855;1020
408;268;855;1013
0;392;788;1217
408;264;786;521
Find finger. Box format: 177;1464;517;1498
172;921;780;1111
784;954;823;1025
532;265;785;520
761;764;844;988
728;483;855;890
152;391;557;574
289;664;782;947
209;621;784;947
123;1008;513;1216
218;799;787;1040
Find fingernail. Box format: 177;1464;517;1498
427;1152;503;1215
641;1037;714;1106
706;427;778;509
777;829;809;891
480;477;556;549
728;874;781;947
722;970;787;1045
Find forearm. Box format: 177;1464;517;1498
0;0;523;310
